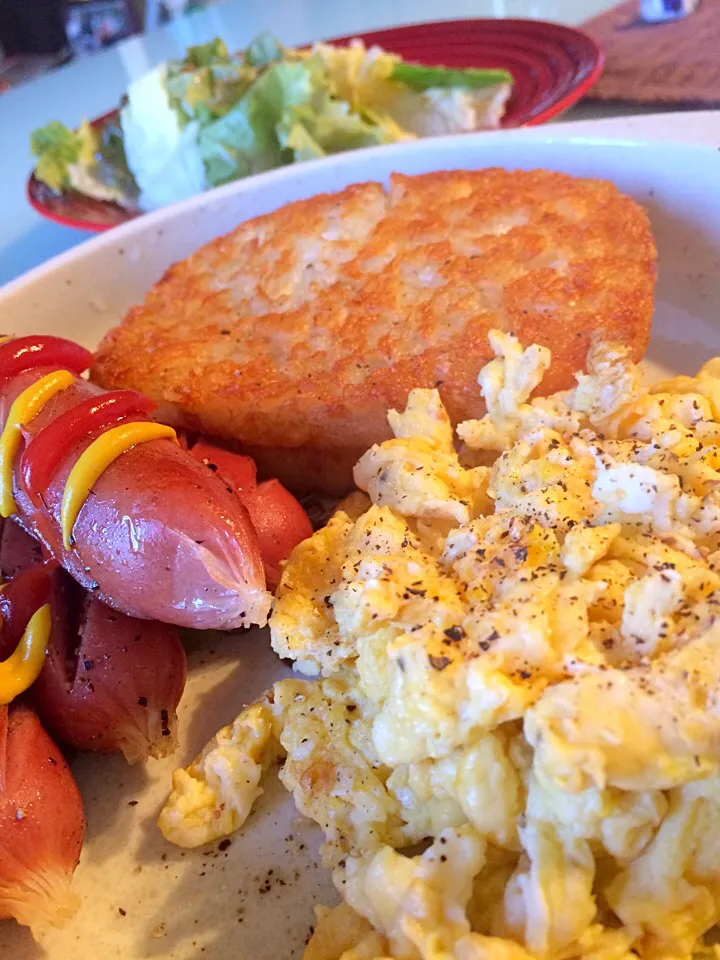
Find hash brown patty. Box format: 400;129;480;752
92;169;657;494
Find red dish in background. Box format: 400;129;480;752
26;18;603;233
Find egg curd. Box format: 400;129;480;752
160;331;720;960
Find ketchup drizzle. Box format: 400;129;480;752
0;336;92;384
0;336;155;508
21;390;155;508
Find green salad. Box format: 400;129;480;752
30;34;512;212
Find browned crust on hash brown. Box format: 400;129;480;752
92;168;657;493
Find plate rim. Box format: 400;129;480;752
25;16;604;234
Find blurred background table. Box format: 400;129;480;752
0;0;672;287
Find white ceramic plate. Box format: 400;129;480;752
3;119;720;960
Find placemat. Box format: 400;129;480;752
583;0;720;104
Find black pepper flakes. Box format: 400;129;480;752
160;708;171;736
428;654;451;671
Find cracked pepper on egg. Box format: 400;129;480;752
161;330;720;960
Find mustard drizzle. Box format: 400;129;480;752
0;371;177;550
61;421;177;548
0;603;52;705
0;370;75;517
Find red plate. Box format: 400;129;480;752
27;18;603;233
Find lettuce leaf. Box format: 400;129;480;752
372;85;512;138
184;37;232;68
198;60;313;187
313;40;397;111
313;40;511;137
280;97;401;161
166;61;256;125
166;33;288;127
250;57;317;118
281;45;409;157
30;121;83;192
198;53;398;184
93;117;139;203
390;62;512;91
198;100;277;186
121;63;206;209
244;32;284;68
166;37;255;126
31;116;137;205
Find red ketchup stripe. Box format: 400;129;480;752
0;336;92;384
20;390;156;508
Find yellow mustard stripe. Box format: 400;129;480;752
0;603;52;705
0;370;75;518
61;421;178;549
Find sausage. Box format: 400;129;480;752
0;704;85;937
189;441;313;587
0;338;270;629
0;518;187;763
32;580;188;763
0;519;185;938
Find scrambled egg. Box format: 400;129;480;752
159;331;720;960
158;700;280;847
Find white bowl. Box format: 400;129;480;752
2;123;720;960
